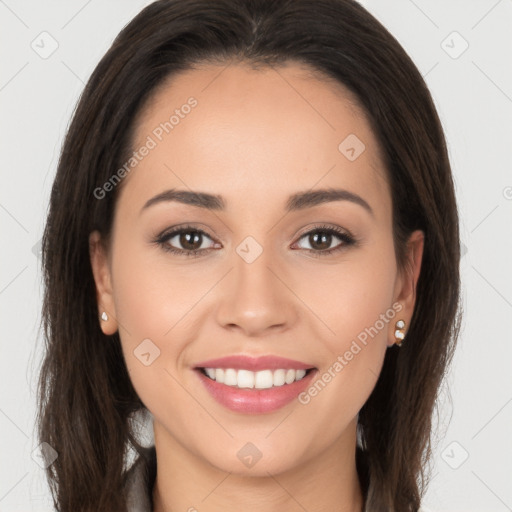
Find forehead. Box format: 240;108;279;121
118;62;389;218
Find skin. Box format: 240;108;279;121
89;62;423;512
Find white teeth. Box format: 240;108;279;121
285;369;296;384
254;370;273;389
203;367;310;389
237;369;255;388
273;369;286;386
295;369;306;381
224;368;238;386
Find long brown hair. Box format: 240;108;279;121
37;0;461;510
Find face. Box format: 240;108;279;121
90;62;423;477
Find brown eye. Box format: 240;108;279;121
156;226;217;256
307;231;335;250
293;225;356;256
177;231;203;250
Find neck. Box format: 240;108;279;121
152;419;364;512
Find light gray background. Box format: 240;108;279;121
1;1;511;510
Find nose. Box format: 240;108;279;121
215;244;298;337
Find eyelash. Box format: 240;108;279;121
153;223;357;258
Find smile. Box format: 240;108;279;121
201;367;311;389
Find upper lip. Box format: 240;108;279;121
194;355;315;371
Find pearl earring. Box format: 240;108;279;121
394;319;406;347
101;311;108;322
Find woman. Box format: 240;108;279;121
37;0;461;510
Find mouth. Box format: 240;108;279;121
193;354;317;414
197;367;315;390
194;366;318;414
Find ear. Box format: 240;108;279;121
89;230;118;335
388;230;424;347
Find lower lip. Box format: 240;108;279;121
195;369;317;414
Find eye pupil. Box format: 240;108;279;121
310;231;332;250
180;231;202;250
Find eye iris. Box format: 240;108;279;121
310;231;332;250
180;231;202;250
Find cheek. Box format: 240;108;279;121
294;240;397;417
301;239;397;353
109;239;192;392
111;235;206;343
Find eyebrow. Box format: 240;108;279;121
140;187;373;216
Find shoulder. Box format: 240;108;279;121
123;445;157;512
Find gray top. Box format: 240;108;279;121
124;445;157;512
